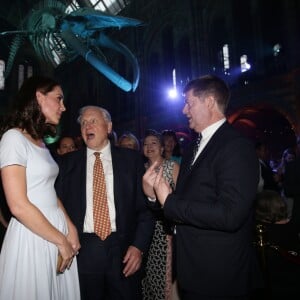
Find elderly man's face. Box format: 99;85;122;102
80;108;112;151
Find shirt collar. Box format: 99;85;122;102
201;118;226;140
87;141;111;159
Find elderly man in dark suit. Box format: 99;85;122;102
143;75;262;299
56;105;154;300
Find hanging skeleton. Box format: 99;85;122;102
0;0;142;92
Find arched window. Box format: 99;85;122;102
0;59;5;90
66;0;130;15
18;64;25;89
18;63;33;89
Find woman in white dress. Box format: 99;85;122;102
0;76;81;300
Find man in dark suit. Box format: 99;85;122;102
143;75;262;299
56;106;154;300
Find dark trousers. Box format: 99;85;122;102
77;233;142;300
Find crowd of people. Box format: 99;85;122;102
0;74;299;300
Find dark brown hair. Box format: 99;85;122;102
183;75;230;113
161;129;182;157
143;129;164;147
0;76;61;139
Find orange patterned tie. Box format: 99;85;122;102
93;152;111;240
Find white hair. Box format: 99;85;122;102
77;105;112;124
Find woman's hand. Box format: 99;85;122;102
153;166;172;207
142;161;160;198
66;223;81;253
56;237;76;273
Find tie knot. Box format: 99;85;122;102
196;133;202;146
94;152;100;158
190;133;202;168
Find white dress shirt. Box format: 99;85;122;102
83;142;116;233
192;118;226;164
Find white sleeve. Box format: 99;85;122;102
0;129;27;168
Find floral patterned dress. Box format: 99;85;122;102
142;159;176;300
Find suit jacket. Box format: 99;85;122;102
164;122;261;296
55;145;154;255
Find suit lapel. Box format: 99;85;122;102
192;122;229;168
176;144;194;189
110;146;121;220
179;122;229;181
77;149;87;215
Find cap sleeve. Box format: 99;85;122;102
0;129;27;168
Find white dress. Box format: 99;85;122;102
0;129;80;300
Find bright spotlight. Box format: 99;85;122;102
240;55;251;73
242;63;251;72
273;43;281;56
167;68;179;99
168;88;178;99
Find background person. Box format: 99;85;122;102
276;147;296;218
281;136;300;232
141;129;179;300
56;136;77;155
161;129;182;164
255;141;279;192
118;131;140;151
255;189;300;298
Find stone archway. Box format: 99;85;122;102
228;105;296;160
